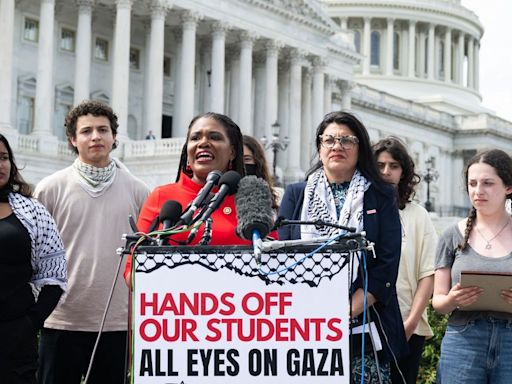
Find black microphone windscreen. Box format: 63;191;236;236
159;200;183;227
235;176;274;240
218;170;242;195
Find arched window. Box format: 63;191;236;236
371;31;380;66
393;32;400;70
353;30;361;53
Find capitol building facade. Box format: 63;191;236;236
1;0;511;215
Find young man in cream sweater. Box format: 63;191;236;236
34;100;149;384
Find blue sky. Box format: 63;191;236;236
462;0;512;121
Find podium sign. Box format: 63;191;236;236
131;244;354;383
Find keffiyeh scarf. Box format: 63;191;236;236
300;168;370;281
72;158;117;197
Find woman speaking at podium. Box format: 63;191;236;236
278;112;407;383
124;113;250;281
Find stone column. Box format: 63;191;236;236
176;11;200;137
228;49;240;124
467;37;474;88
418;27;426;78
210;22;228;113
474;41;479;91
73;0;94;106
340;80;354;110
111;0;133;139
264;40;280;138
324;76;333;114
33;0;55;136
0;0;15;130
362;17;371;75
444;27;451;83
144;2;168;139
456;32;465;85
173;29;182;133
312;57;325;128
386;18;394;76
301;67;312;171
287;49;303;175
239;31;256;134
427;23;435;80
408;20;416;77
339;17;347;30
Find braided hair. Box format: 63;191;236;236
458;149;512;251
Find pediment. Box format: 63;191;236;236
248;0;338;33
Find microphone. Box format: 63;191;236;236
158;200;183;245
196;170;241;224
235;175;274;265
178;170;222;225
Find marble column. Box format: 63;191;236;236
427;23;435;80
386;18;394;76
210;22;227;113
340;80;354;110
467;37;474;88
418;28;426;78
264;40;280;138
339;17;347;30
144;2;168;139
239;31;256;135
176;11;200;137
362;17;371;75
173;29;182;132
301;67;312;172
73;0;94;106
0;0;15;130
456;32;465;86
33;0;55;136
324;77;333;114
474;42;479;91
287;49;303;175
444;27;451;83
111;0;133;139
408;20;416;77
312;57;325;129
228;49;240;124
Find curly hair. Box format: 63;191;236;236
373;136;421;209
0;134;32;197
458;149;512;251
176;112;245;182
243;135;279;211
64;100;119;154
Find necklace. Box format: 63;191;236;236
475;218;511;250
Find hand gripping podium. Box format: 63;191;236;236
129;236;369;384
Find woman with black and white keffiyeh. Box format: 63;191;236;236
0;134;67;384
278;112;407;384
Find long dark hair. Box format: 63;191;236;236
243;135;279;211
0;134;32;197
176;112;245;182
459;149;512;251
373;136;421;209
307;111;386;191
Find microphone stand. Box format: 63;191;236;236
199;218;213;245
274;218;357;233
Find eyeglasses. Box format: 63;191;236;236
319;134;359;150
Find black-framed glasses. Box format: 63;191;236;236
319;134;359;150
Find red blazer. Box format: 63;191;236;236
123;174;251;278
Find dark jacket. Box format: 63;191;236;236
278;181;408;363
